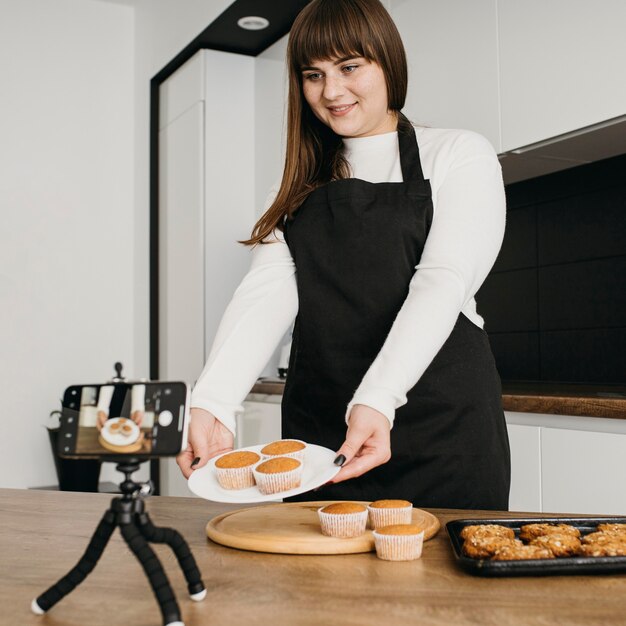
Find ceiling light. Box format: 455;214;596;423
237;16;270;31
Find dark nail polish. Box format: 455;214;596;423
334;454;346;467
190;457;201;468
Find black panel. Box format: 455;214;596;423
538;257;626;330
537;186;626;266
540;328;626;384
532;153;626;205
488;332;540;382
492;206;536;272
505;178;537;210
477;269;538;333
490;154;626;384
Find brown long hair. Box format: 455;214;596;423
242;0;408;246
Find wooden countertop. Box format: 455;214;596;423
251;379;626;419
3;488;626;625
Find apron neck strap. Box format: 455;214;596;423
397;112;425;184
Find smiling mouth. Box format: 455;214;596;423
327;103;357;115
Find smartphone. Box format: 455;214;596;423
58;382;190;459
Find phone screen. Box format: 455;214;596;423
58;382;189;458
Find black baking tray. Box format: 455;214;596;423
447;517;626;577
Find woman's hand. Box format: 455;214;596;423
330;404;391;483
176;408;234;479
96;410;108;431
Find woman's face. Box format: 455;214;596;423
301;56;397;138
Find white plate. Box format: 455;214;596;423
188;443;341;503
100;417;140;447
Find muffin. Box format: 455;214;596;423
260;439;307;463
318;502;368;538
214;450;261;490
373;524;425;561
368;500;413;530
252;457;302;495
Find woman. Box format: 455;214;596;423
177;0;510;510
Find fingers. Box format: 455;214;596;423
330;405;391;484
96;411;107;432
176;444;195;479
176;409;235;479
131;410;144;427
332;448;390;483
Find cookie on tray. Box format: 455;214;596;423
491;544;555;561
580;541;626;557
518;523;580;542
460;524;515;541
582;531;626;545
530;533;581;557
596;523;626;536
462;536;521;559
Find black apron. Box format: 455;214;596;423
282;114;510;510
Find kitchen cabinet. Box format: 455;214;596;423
497;0;626;152
157;49;256;496
237;398;282;448
541;428;626;515
506;412;626;514
507;423;542;512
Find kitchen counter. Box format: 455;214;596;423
3;487;626;625
251;379;626;420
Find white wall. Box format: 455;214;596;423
0;0;134;488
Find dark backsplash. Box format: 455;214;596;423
477;153;626;385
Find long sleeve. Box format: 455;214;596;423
191;223;298;435
346;130;506;427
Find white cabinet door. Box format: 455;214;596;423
238;400;282;449
507;423;542;513
158;101;205;383
498;0;626;151
541;428;626;515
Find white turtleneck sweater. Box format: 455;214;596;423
191;126;506;434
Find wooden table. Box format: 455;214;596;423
2;488;626;626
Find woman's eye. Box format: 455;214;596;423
304;72;323;81
342;64;358;74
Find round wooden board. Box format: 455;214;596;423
98;432;144;454
206;501;440;555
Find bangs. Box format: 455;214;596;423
290;1;378;70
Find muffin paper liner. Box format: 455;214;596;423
367;505;413;530
318;508;369;538
252;464;303;495
215;465;256;490
373;530;425;561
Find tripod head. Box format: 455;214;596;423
115;457;154;500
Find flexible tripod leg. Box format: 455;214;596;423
120;522;183;626
136;508;206;601
32;510;117;614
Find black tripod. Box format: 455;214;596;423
32;460;206;626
